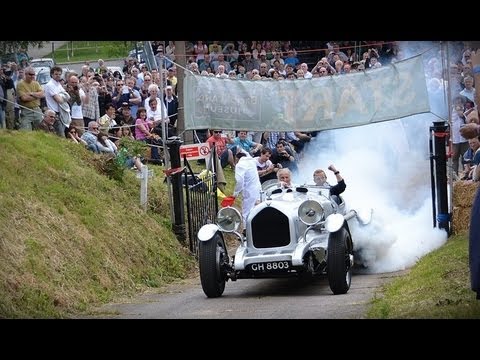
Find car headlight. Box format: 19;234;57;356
217;207;242;232
298;200;324;225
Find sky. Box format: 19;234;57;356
294;41;457;273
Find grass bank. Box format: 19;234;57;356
0;130;195;318
47;41;137;64
367;232;480;318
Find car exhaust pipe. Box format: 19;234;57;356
325;208;372;233
354;208;373;226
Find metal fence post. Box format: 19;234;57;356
430;121;450;234
167;137;186;244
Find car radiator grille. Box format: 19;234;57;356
251;207;290;248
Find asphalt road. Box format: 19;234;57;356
83;269;407;319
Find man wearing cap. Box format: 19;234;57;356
116;102;136;135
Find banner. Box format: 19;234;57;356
184;55;430;132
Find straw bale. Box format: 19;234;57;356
452;181;479;208
452;206;472;235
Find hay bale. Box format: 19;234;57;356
452;206;472;235
452;181;479;208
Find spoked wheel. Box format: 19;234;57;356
327;227;353;295
199;232;228;298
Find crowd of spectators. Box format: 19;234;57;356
1;41;478;181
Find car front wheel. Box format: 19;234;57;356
199;232;228;298
327;227;352;295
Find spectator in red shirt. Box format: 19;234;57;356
206;129;236;169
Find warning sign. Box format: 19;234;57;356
179;143;211;160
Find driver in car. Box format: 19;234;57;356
313;164;346;197
276;168;295;189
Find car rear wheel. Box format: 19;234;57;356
199;232;228;298
327;227;352;294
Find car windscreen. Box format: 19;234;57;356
36;72;51;85
31;61;52;68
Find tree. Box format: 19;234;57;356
0;41;45;55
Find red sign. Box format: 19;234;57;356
179;143;210;160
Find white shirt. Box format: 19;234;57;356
44;79;65;112
70;89;86;119
234;156;262;224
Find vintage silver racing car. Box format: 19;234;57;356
197;182;372;298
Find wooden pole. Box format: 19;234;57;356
176;41;192;144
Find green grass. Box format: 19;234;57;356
47;41;138;64
368;233;480;318
0;130;195;318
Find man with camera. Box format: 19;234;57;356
254;148;280;184
16;66;44;131
271;140;298;173
65;75;86;135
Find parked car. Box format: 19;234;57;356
197;181;372;298
30;58;56;70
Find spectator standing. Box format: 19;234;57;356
451;96;470;176
81;78;100;130
232;151;262;226
194;41;208;66
44;66;69;136
2;66;16;129
460;76;476;104
165;41;176;63
16;66;44;130
66;75;86;135
459;49;480;300
163;85;178;136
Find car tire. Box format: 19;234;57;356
327;227;352;295
199;232;227;298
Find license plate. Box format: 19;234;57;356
250;261;290;272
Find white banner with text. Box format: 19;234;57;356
184;55;430;132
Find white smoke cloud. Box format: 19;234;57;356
293;42;457;273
